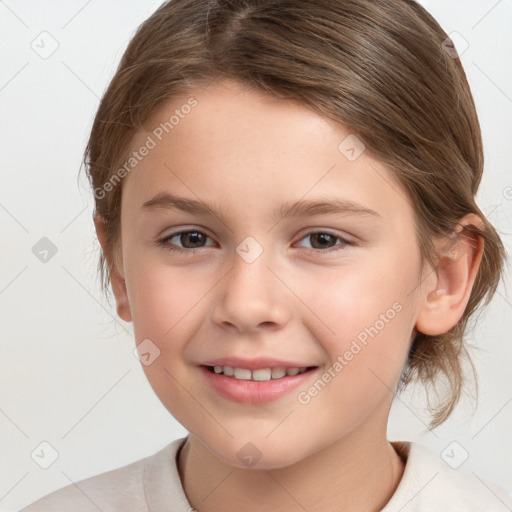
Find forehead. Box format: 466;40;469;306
122;80;413;224
142;80;336;152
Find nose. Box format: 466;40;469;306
211;247;292;334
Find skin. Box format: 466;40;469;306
95;79;484;512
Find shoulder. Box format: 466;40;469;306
383;441;512;512
19;438;187;512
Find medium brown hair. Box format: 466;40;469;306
82;0;506;428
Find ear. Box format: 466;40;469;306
415;213;484;336
93;214;132;323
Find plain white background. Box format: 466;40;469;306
1;1;511;510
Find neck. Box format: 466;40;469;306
178;423;405;512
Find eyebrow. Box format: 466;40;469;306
141;192;381;222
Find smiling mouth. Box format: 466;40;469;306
204;365;317;381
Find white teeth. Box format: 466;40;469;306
252;368;272;381
223;366;234;376
210;365;309;380
233;368;252;380
271;367;287;379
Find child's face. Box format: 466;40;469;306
116;79;428;468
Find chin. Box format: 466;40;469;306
206;436;308;471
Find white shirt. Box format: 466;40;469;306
20;436;512;511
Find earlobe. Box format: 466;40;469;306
93;214;133;323
415;214;484;336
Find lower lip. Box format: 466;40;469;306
200;366;318;404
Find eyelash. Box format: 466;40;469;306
156;229;355;255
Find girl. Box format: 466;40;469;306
22;0;511;510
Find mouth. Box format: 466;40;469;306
200;364;320;404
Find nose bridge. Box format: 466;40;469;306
212;235;291;331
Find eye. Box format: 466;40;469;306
295;231;353;252
157;228;354;255
157;229;215;254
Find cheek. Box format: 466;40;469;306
297;250;419;377
125;252;211;344
126;261;210;422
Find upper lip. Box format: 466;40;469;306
200;357;318;370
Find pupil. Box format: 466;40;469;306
312;233;334;249
183;232;203;248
